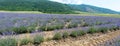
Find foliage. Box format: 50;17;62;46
70;31;78;37
82;23;89;27
0;0;119;14
88;27;97;34
62;32;69;38
12;26;35;34
40;25;64;31
111;26;119;31
27;26;35;33
98;27;108;33
68;23;78;28
33;35;44;44
95;21;102;25
20;38;32;45
0;38;17;46
12;26;27;34
53;33;62;40
0;0;73;14
77;30;85;36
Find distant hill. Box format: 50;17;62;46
0;0;119;14
0;0;73;14
69;4;120;14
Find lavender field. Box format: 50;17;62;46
0;12;119;35
0;12;120;46
0;0;120;46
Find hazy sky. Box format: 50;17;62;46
51;0;120;11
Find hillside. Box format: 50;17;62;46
0;0;73;14
69;4;120;14
0;0;119;14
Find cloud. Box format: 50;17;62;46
50;0;82;4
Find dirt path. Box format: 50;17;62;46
40;30;120;46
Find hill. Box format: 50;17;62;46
0;0;73;14
0;0;119;14
69;4;120;14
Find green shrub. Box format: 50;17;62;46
12;26;27;34
39;25;64;31
39;26;46;31
46;26;55;31
40;26;54;31
33;35;44;44
99;27;108;33
0;38;17;46
20;38;32;45
109;26;119;31
55;25;64;29
109;27;114;31
27;27;35;33
96;21;102;25
77;31;85;36
88;27;97;34
62;32;69;38
70;31;78;37
112;26;119;31
82;23;89;27
0;30;4;34
53;33;62;40
116;26;120;30
68;23;78;28
117;26;120;30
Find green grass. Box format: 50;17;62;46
0;11;43;14
0;11;120;18
74;12;120;18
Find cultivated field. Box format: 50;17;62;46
0;12;120;46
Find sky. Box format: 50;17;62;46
50;0;120;11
